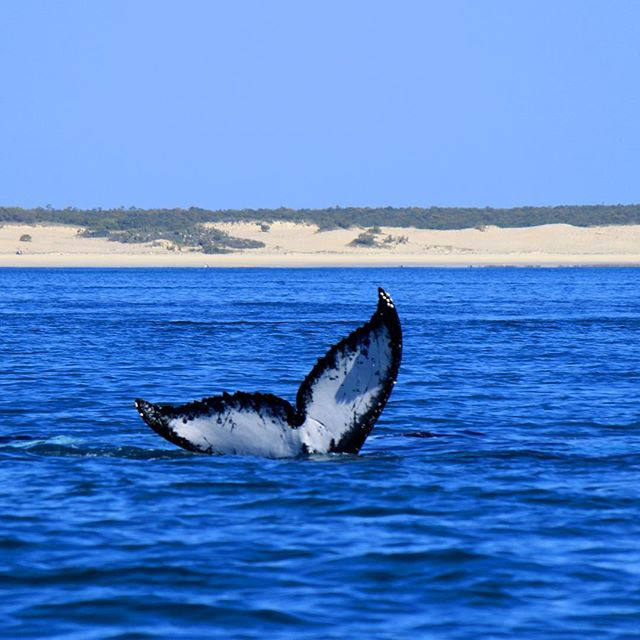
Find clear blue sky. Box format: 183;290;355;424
1;0;638;210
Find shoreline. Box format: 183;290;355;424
2;222;640;268
3;256;640;268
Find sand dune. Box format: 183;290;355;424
2;221;640;267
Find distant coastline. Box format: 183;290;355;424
3;204;640;252
2;221;640;267
3;204;640;264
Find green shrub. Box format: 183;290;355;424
349;231;378;247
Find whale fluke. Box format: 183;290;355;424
135;287;402;457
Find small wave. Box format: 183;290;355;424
19;598;308;628
399;430;441;438
0;440;192;460
0;434;38;444
0;434;84;449
167;319;280;327
0;536;30;550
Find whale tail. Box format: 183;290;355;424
135;287;402;457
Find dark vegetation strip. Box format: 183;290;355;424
2;204;639;251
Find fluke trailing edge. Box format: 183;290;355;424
135;288;402;458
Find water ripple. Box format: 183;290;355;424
1;267;640;639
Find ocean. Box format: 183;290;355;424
1;267;639;639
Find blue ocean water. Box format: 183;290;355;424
1;267;639;639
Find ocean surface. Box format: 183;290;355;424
1;267;639;639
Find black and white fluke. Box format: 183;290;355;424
135;288;402;457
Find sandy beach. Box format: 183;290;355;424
1;221;640;267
